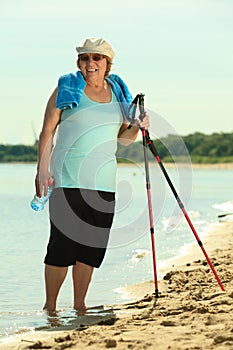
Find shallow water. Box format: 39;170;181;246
0;163;232;338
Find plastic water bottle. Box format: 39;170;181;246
30;186;53;211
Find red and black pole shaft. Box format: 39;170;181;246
145;131;225;292
138;94;159;298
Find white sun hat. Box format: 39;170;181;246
76;38;115;60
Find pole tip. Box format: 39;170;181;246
153;290;160;298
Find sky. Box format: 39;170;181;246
0;0;233;144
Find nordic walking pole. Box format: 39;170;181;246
144;130;225;292
138;94;159;298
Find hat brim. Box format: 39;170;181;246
78;49;113;60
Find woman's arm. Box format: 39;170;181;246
35;87;62;197
117;115;150;146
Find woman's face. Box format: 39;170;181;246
79;53;107;82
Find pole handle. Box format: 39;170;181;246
138;93;146;121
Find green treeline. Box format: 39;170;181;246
0;132;233;163
0;144;38;162
117;132;233;164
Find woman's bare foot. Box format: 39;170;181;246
74;303;87;315
43;302;56;312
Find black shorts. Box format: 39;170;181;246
44;188;115;268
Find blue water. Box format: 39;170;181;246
0;163;232;338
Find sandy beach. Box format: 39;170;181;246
1;221;233;350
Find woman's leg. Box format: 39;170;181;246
72;261;94;311
43;264;68;311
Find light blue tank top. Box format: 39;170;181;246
50;90;123;192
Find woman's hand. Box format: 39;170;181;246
35;170;54;197
118;113;150;146
138;113;150;130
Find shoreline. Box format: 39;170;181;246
1;221;233;349
114;220;228;301
119;162;233;169
1;162;233;169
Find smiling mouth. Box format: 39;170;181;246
87;68;98;72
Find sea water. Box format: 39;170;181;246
0;162;232;338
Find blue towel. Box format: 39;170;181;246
56;71;133;120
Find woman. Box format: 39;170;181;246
35;37;149;312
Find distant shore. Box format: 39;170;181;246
160;162;233;169
118;162;233;169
